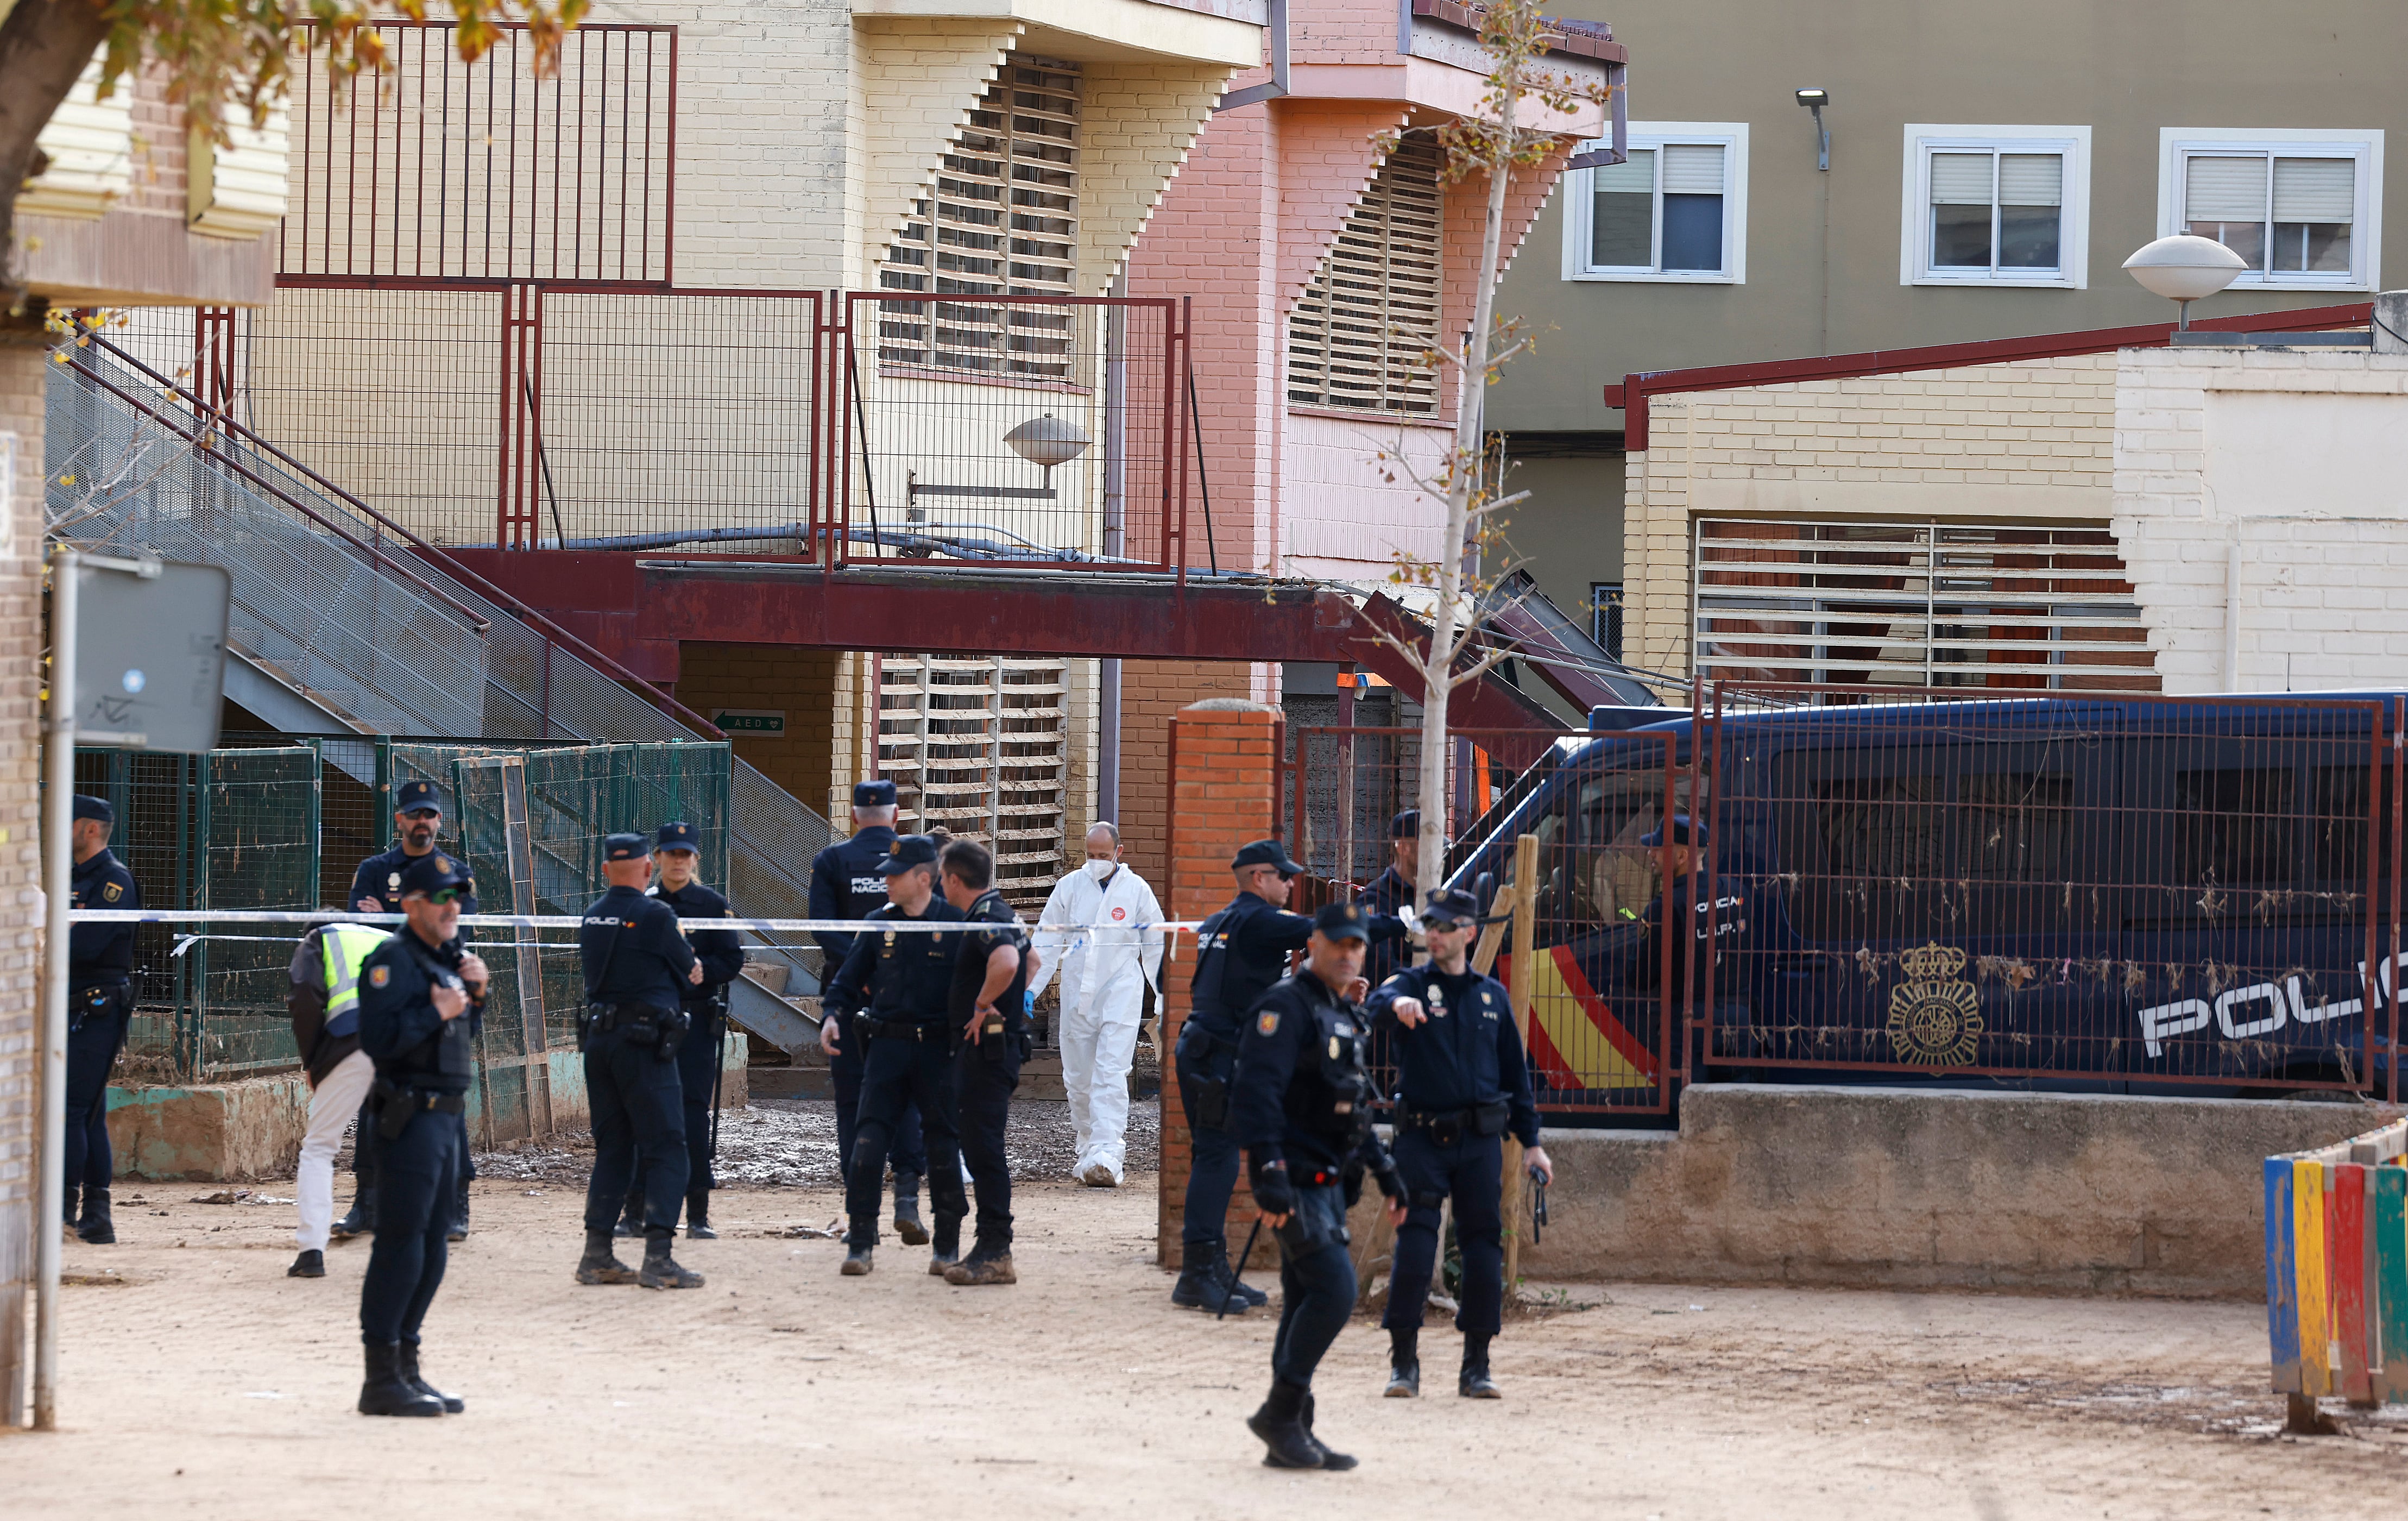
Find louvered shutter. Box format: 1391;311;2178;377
1997;154;2062;206
2186;155;2268;221
1660;143;1724;194
880;656;1069;909
1289;139;1443;414
1928;154;1995;204
2273;158;2355;221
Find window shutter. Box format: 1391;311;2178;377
1928;153;1994;204
2273;157;2355;221
880;656;1068;908
1289;139;1442;414
1997;154;2062;207
2185;155;2268;221
1660;144;1723;194
1591;146;1654;193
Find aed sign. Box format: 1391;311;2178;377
713;709;787;734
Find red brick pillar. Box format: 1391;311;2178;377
1156;698;1281;1266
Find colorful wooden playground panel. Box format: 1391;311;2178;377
2265;1117;2408;1404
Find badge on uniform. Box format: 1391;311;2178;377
1257;1010;1279;1035
388;872;402;890
102;882;122;902
1428;986;1447;1018
369;965;390;988
1328;1035;1343;1060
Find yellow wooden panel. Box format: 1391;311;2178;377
2296;1159;2331;1398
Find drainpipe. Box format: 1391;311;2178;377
1100;270;1129;823
1217;0;1289;112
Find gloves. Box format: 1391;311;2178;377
1250;1159;1297;1218
1372;1161;1404;1203
1342;1158;1366;1208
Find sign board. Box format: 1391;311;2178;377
712;709;787;734
74;557;230;753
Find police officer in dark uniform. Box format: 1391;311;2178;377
354;851;487;1417
644;820;745;1240
935;838;1028;1287
64;794;138;1244
810;779;930;1245
572;833;707;1292
1357;808;1420;991
1631;815;1746;1006
1366;889;1552;1400
1174;839;1410;1312
821;833;969;1277
1228;901;1405;1470
336;778;479;1243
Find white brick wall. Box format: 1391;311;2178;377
1278;409;1452;579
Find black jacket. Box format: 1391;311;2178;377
823;898;967;1028
651;879;746;1004
1366;963;1541;1149
358;928;484;1094
68;847;139;986
581;884;699;1015
1228;969;1391;1176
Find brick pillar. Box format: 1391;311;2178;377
1156;697;1281;1266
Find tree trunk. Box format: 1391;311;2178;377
0;0;116;302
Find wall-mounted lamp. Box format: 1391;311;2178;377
1795;87;1829;172
906;412;1094;521
2122;235;2246;330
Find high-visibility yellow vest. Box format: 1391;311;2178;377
320;923;393;1034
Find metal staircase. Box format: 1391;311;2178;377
45;337;831;1052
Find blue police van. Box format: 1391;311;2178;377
1442;693;2405;1109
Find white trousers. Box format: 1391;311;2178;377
1058;986;1143;1181
296;1048;375;1250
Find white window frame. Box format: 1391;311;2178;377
1899;124;2091;290
2156;127;2383;292
1561;122;1748;285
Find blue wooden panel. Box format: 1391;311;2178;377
2267;1155;2303;1393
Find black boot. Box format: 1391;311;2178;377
330;1190;374;1241
575;1228;640;1285
1459;1332;1501;1399
77;1186;116;1245
942;1239;1017;1286
841;1241;875;1277
685;1189;717;1240
1246;1379;1327;1470
358;1343;443;1417
1385;1326;1421;1398
927;1216;961;1277
892;1173;930;1246
614;1181;644;1238
398;1342;464;1413
1213;1241;1269;1309
447;1181;470;1243
639;1233;704;1290
61;1182;78;1239
288;1249;326;1279
1173;1241;1243;1312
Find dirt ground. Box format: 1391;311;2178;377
10;1104;2407;1519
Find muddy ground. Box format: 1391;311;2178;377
10;1099;2406;1519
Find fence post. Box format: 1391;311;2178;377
1501;833;1539;1298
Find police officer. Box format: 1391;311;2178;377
810;779;930;1246
647;820;745;1239
64;794;139;1244
821;834;969;1277
1365;889;1552;1400
1173;839;1410;1312
573;833;707;1292
285;917;393;1278
1228;901;1406;1471
354;851;487;1417
336;779;479;1243
1631;815;1746;1005
1357;808;1420;991
935;838;1028;1286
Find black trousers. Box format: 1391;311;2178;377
1271;1183;1358;1388
359;1101;458;1346
352;1093;475;1202
674;1008;722;1199
63;986;130;1193
948;1034;1020;1249
831;1029;926;1194
582;1026;689;1239
845;1032;964;1248
1381;1127;1506;1337
1173;1023;1241;1248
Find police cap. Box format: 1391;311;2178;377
1230;838;1303;877
1421;888;1482;927
397;851;474;897
603;831;651;861
654;820;700;853
72;794;114;825
1388;808;1420;839
853;778;898;808
1312;900;1371;942
394;779;445;816
1638;814;1705;849
875;834;940;875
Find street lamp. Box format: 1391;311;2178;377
1795;88;1829;172
906;411;1093;520
2122;235;2246;330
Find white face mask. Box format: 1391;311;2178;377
1085;857;1118;883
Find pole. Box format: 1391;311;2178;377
35;544;78;1430
1499;832;1537;1302
1218;1214;1264;1320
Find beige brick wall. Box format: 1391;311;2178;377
1074;60;1231;292
672;644;841;827
1624;354;2118;678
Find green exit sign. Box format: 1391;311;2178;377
713;709;786;734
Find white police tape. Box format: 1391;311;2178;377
74;908;1203;935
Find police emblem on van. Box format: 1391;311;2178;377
1886;943;1982;1066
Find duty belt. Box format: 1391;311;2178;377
1397;1099;1511;1143
393;1088;467;1115
860;1015;947;1042
588;1003;672;1032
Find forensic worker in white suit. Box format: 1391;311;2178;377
1029;822;1164;1187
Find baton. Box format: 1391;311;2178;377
1218;1215;1265;1321
708;1004;729;1161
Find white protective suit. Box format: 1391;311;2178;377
1029;861;1165;1183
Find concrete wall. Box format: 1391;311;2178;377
1518;1084;2406;1297
2114;344;2408;694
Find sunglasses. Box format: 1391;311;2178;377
427;888;469;906
401;808;443;821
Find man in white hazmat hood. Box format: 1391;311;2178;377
1029;822;1165;1187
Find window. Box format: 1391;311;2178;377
1563;123;1747;284
1590;582;1624;661
1288;138;1443;414
2160;129;2382;290
1901;126;2090;288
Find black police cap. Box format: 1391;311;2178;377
654;820;700;853
1230;838;1303;877
853;778;898;807
1421;888;1481;927
1313;901;1371;941
394;780;445;815
875;834;940;875
1639;814;1705;849
1388;808;1420;839
72;794;113;825
603;832;651;861
397;851;474;896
